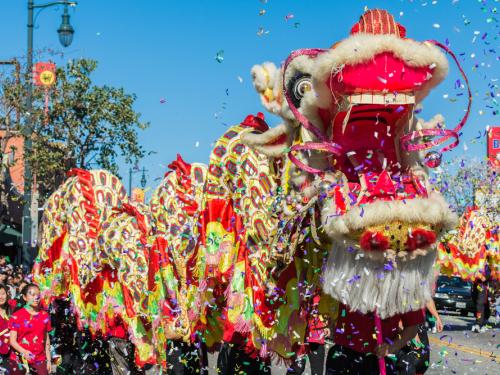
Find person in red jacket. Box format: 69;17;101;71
8;283;52;375
0;284;12;372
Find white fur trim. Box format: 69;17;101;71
251;62;283;115
252;62;278;92
241;124;294;157
322;191;458;238
312;33;449;105
322;244;436;318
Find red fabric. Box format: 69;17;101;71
240;112;269;133
107;317;127;339
360;231;390;252
306;294;328;344
405;229;437;250
350;9;406;38
8;308;52;364
9;359;48;375
0;313;10;355
328;53;432;94
334;304;424;354
8;299;17;311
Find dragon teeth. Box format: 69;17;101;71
347;93;415;105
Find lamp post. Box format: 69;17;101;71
22;0;76;269
129;166;148;196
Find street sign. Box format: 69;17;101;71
33;62;56;87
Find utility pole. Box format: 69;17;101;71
21;0;76;271
22;0;35;265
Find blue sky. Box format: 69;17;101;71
1;0;498;193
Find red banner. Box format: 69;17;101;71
487;126;500;167
33;62;56;87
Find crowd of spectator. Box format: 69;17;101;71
0;256;28;311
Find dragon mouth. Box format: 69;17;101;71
347;92;415;105
315;53;443;256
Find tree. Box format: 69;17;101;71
0;58;148;206
432;157;499;218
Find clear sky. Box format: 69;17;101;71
1;0;498;193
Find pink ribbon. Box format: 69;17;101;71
400;40;472;153
374;309;387;375
282;48;343;175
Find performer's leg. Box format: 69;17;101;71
217;343;270;375
360;354;397;375
108;337;135;375
325;344;352;375
308;343;325;375
144;364;162;375
167;340;188;375
194;335;208;375
415;327;431;374
475;285;487;327
286;356;306;374
216;343;234;375
395;349;418;375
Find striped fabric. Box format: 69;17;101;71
350;9;406;38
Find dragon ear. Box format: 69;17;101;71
251;62;283;115
241;123;293;157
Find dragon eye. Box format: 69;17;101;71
294;77;312;98
287;73;312;108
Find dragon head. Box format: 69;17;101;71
248;9;464;317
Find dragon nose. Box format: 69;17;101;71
405;229;437;251
359;227;437;252
360;231;390;252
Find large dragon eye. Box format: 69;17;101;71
287;73;312;108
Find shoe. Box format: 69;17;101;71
479;325;489;333
471;324;480;332
431;326;437;334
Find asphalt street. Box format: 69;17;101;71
426;313;498;375
206;313;499;374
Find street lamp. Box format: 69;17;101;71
57;3;74;47
22;0;76;270
129;166;148;196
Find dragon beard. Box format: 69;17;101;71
322;243;436;319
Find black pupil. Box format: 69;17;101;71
287;73;311;108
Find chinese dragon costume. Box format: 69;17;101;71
34;9;474;368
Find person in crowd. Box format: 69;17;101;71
13;274;23;288
471;273;491;333
6;276;16;299
0;284;12;373
12;280;28;313
0;256;7;270
325;304;424;375
8;283;52;375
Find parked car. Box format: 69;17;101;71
434;275;475;316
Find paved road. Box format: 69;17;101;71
426;313;498;375
207;313;499;374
